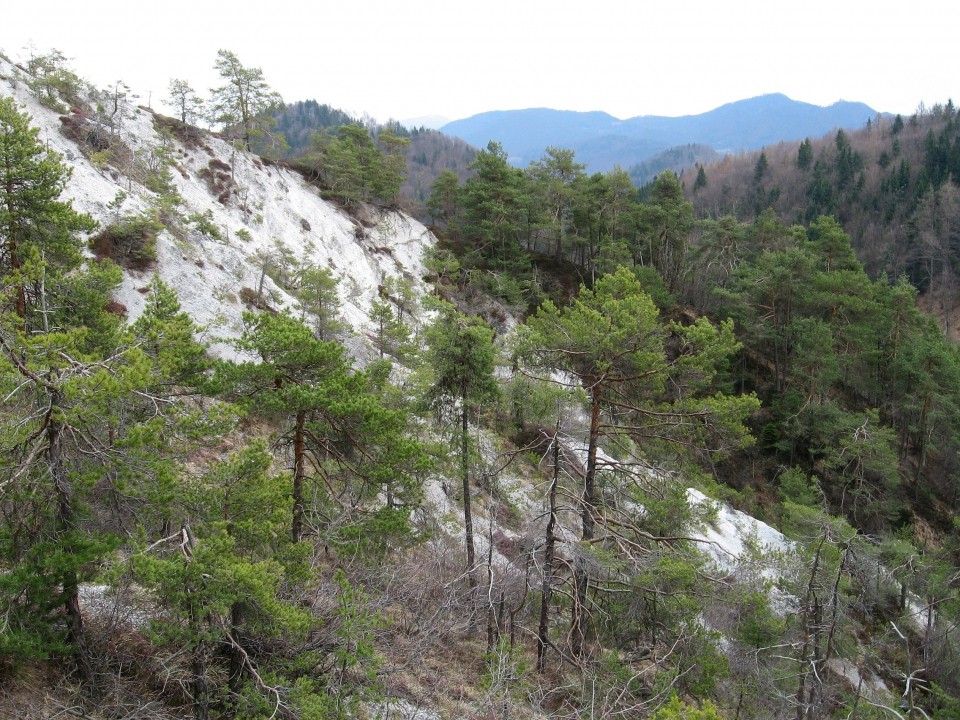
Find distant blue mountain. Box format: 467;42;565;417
440;94;881;173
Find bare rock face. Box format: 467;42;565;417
1;58;436;363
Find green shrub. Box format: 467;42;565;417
187;210;222;242
24;49;86;111
651;694;725;720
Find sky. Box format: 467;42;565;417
2;0;954;126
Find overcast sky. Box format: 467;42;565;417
2;0;954;125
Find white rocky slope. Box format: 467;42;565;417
1;57;433;361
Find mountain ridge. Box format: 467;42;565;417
440;93;883;172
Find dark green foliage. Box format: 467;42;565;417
693;164;708;192
293;264;343;340
0;531;115;670
424;306;499;423
527;146;586;262
0;97;97;323
0;270;217;680
7;53;960;716
369;299;411;359
797;137;813;170
716;213;960;533
628;143;720;187
130;445;315;716
651;694;725;720
22;49;87;112
0;107;143;682
132;275;210;385
266;99;357;157
635;171;695;292
519;267;757;657
753;150;769;184
306;124;409;206
426;168;462;230
423;305;498;586
267;105;476;215
804;159;837;221
691;107;960;293
460;141;531;275
833;128;863;193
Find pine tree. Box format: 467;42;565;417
518;267;757;657
213;312;424;548
635;172;694;293
460;142;529;273
131;443;315;720
753;150;769;183
165;78;205;126
528;146;586;262
293;264;343;340
209;50;284;153
0;97;96;324
426;169;462;231
424;306;499;593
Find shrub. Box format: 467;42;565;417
151;113;205;149
651;695;725;720
24;49;87;112
103;300;128;317
90;212;162;270
187;210;222;242
198;158;235;202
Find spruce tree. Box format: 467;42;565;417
797;138;814;170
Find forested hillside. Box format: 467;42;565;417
264;102;477;216
628;143;720;186
2;48;960;720
687;104;960;336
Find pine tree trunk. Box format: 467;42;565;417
191;643;210;720
572;389;601;658
537;427;560;673
228;602;244;695
4;190;27;318
292;410;306;542
49;381;94;688
486;495;497;653
462;402;477;592
914;387;931;489
795;532;827;720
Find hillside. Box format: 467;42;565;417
264;103;477;217
686;103;960;335
440;95;880;172
2;51;960;720
1;64;434;362
629;143;720;186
